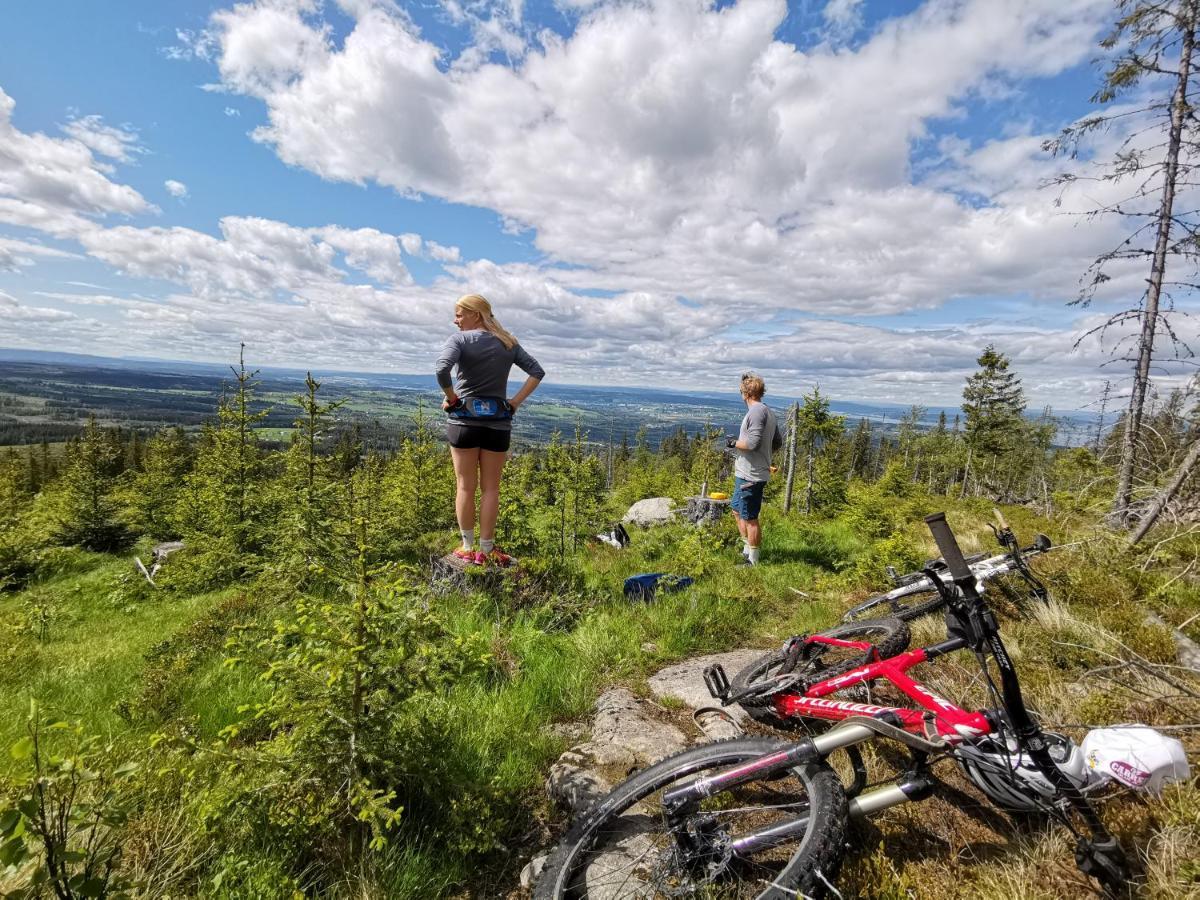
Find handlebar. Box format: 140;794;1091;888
921;512;1127;885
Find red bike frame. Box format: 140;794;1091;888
772;635;991;744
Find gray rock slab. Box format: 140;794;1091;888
591;689;687;765
1145;612;1200;673
622;497;677;526
546;760;614;817
646;649;767;724
520;854;548;891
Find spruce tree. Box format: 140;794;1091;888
962;345;1027;457
53;417;128;551
176;348;271;579
125;427;192;539
1045;0;1200;518
796;387;846;514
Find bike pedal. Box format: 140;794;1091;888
703;664;731;702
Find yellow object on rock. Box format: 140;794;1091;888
708;492;729;500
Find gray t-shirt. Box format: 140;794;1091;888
734;401;782;483
435;330;545;431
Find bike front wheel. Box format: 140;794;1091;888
535;737;847;899
842;587;945;623
730;617;911;729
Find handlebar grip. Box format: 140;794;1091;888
924;512;974;583
992;506;1009;530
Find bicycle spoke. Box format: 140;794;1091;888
568;776;819;898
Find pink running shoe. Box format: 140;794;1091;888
487;547;516;568
453;547;485;565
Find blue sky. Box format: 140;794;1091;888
0;0;1194;411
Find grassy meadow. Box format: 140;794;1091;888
1;497;1198;898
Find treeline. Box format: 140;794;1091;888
4;345;1198;594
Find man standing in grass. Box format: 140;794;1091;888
727;373;782;566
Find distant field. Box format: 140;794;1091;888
0;354;1073;451
0;359;747;449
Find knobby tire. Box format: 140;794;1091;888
535;737;847;899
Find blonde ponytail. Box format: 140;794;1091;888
456;293;517;350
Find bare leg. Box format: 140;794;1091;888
733;511;747;541
450;446;481;539
478;449;507;541
745;519;761;548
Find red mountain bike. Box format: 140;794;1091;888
535;513;1127;899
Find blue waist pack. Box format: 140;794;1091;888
447;397;513;421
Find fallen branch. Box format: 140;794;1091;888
1130;435;1200;545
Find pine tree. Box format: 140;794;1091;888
962;345;1027;457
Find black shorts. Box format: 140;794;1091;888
447;423;511;453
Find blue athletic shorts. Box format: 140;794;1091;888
732;477;766;521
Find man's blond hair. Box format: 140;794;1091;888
740;373;766;401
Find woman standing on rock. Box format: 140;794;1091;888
435;293;544;566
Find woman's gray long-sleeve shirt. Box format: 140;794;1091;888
435;330;545;431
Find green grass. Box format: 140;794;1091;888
2;500;1198;897
0;556;243;774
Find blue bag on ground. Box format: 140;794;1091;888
623;573;694;602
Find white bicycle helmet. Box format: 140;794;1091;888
955;731;1096;812
1081;726;1190;793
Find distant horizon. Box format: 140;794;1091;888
0;345;1100;424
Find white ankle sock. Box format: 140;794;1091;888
480;538;495;555
748;546;760;564
461;530;474;550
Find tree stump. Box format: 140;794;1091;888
429;552;514;595
684;495;730;524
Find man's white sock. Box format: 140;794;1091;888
461;530;474;550
480;538;495;555
748;546;761;564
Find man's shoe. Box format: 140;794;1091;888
736;557;756;567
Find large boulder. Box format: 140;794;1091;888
622;497;677;526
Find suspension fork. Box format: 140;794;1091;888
984;631;1127;883
926;512;1128;889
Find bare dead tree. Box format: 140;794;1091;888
1045;0;1200;522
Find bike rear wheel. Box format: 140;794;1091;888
730;618;911;729
535;738;847;899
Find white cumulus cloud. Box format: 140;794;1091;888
164;179;189;199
